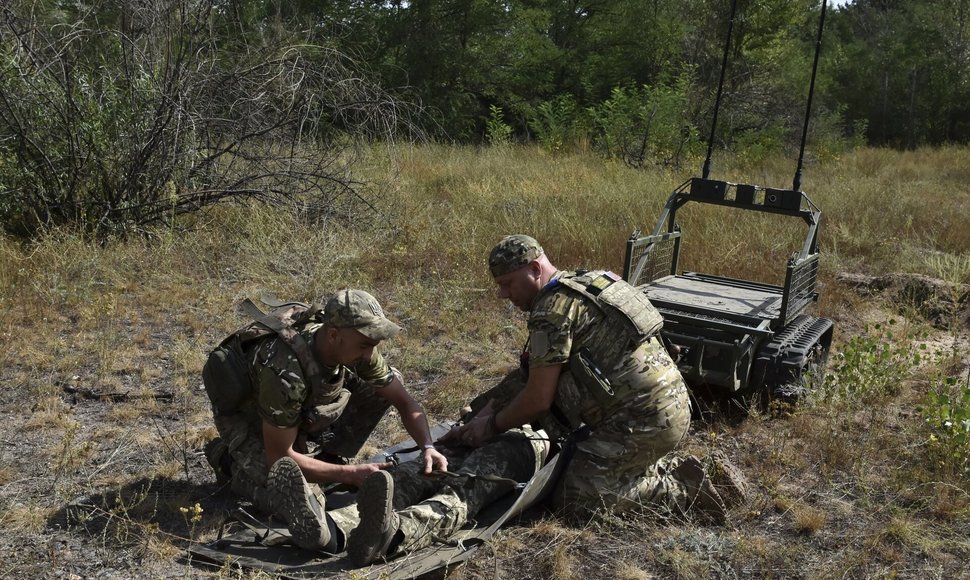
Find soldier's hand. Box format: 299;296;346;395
439;424;463;444
421;446;449;474
457;415;493;447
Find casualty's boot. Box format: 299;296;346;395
348;470;401;567
268;456;331;550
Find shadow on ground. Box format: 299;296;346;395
48;476;240;546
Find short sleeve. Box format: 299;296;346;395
527;290;577;367
353;350;394;387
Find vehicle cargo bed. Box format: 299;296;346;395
640;272;783;334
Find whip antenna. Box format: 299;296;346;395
793;0;828;191
702;0;739;179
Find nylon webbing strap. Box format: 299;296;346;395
232;507;290;547
429;469;524;490
244;300;325;394
238;298;265;319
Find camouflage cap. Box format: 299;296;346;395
323;289;402;341
488;234;544;277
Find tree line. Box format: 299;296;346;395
1;0;967;238
249;0;968;150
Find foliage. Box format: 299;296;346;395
587;72;700;168
734;124;788;168
813;321;922;406
920;375;970;474
826;0;970;146
0;1;413;239
529;95;586;153
7;0;959;155
3;0;968;240
485;105;513;146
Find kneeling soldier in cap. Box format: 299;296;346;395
202;289;448;553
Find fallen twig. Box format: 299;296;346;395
61;384;174;402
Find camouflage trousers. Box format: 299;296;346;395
337;428;546;554
471;356;703;521
552;383;693;520
205;373;392;532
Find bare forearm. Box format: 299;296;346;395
399;404;435;447
262;421;388;487
493;388;546;432
287;451;375;486
493;364;561;432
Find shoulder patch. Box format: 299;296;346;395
530;331;551;359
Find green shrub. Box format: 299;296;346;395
920;376;970;474
529;94;586;152
485;105;514;145
734;124;788;169
814;321;922;406
586;72;699;167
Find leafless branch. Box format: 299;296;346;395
0;0;422;238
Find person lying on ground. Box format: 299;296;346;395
345;424;550;566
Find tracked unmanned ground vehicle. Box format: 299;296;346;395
622;0;835;402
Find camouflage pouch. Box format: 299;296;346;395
301;387;352;432
596;276;663;340
551;371;601;429
299;365;351;432
202;337;251;416
568;347;618;412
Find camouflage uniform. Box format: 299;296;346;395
528;271;696;518
485;235;706;520
339;427;546;557
204;290;402;538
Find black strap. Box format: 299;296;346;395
428;469;524;490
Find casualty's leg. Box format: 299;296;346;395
348;428;547;566
268;456;342;552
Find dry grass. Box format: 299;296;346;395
0;144;968;578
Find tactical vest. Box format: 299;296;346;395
544;270;664;424
202;298;350;428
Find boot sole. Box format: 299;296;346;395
269;457;329;550
349;470;395;567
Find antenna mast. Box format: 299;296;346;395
702;0;739;179
793;0;828;191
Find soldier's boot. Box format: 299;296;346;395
203;437;232;485
673;455;728;524
705;450;750;509
268;457;332;551
347;470;402;567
